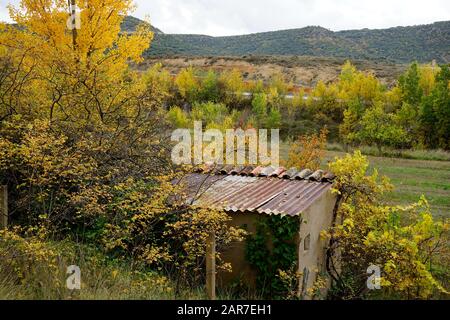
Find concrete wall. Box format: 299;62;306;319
297;189;336;299
217;212;264;289
217;189;336;298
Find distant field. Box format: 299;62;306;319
280;145;450;218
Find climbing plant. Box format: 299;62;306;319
245;215;300;299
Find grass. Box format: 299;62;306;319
281;143;450;218
0;239;206;300
325;151;450;218
326;142;450;162
0;238;255;300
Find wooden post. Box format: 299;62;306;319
206;231;216;300
0;185;7;229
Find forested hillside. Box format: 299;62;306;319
124;16;450;63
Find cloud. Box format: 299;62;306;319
134;0;450;35
1;0;449;35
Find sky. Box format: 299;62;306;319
1;0;449;36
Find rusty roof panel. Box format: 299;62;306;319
183;166;335;216
185;177;333;218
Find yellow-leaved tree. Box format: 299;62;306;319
0;1;246;296
323;151;448;299
2;0;153;124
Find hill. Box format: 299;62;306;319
133;19;450;63
121;16;163;34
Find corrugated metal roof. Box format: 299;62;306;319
179;165;335;217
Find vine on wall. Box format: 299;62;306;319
245;215;300;299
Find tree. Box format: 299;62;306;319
418;65;450;149
219;68;245;106
325;151;448;299
399;62;423;106
339;99;364;147
0;0;248;294
284;128;328;170
175;67;199;103
167;106;190;128
430;65;450;149
199;70;220;102
265;106;281;129
251;93;267;127
0;0;172;233
356;101;408;153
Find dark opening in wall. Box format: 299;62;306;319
304;233;311;251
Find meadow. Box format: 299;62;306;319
280;144;450;219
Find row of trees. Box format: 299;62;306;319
162;61;449;151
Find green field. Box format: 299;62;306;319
280;145;450;219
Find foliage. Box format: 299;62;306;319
355;101;409;153
219;69;245;106
191;101;230;126
175;67;198;103
245;216;300;299
284;128;328;170
251;93;268;126
166;208;247;286
167;106;190;128
418;65;450;149
0;0;246;296
0;2;449;301
0;227;62;296
399;62;423;105
0;228;182;300
324;151;449;299
199;70;221;102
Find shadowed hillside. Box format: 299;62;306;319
126;17;449;63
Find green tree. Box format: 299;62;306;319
167;106;190;128
399;62;423;106
419;65;450;149
356;101;408;153
251;93;268;127
265;107;282;129
199;70;220;102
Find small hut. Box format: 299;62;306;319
180;164;337;299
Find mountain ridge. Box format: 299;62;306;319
122;17;449;63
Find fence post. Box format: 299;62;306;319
206;231;216;300
0;185;7;229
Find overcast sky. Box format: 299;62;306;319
1;0;449;36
